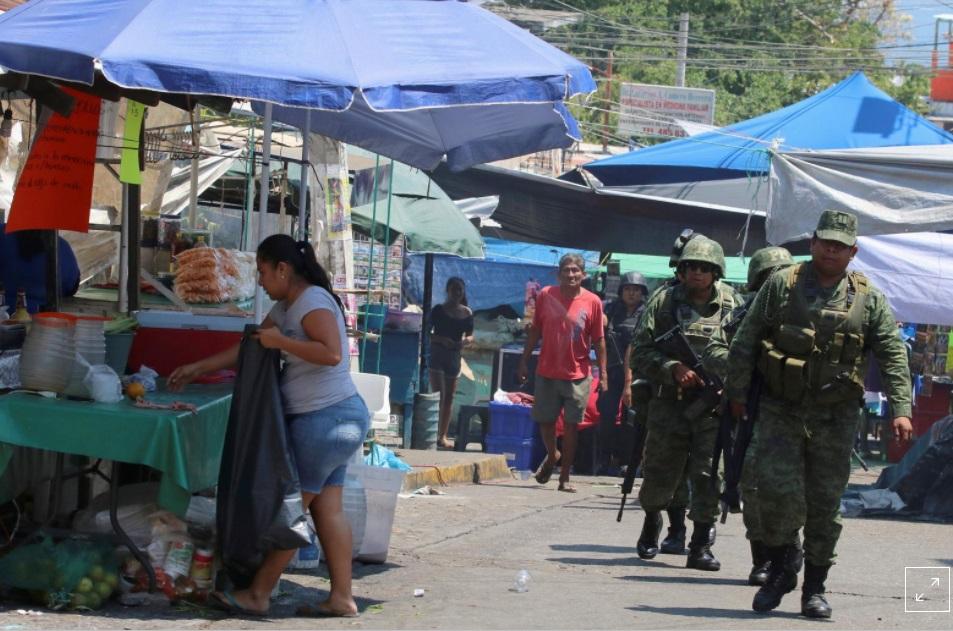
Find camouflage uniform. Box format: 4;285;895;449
705;246;795;586
630;236;742;570
723;211;911;617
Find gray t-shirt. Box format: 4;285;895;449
267;285;356;414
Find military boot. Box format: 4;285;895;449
685;522;720;571
659;508;687;555
748;540;771;586
636;511;663;560
752;543;803;613
801;562;833;619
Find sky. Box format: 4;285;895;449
892;0;953;65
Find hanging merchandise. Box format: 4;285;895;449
216;325;310;588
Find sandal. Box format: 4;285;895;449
208;590;267;617
534;454;558;485
557;483;577;493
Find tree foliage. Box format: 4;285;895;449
504;0;926;144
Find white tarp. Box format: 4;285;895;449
768;145;953;245
850;231;953;326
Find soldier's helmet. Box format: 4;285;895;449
618;271;648;295
678;235;725;279
747;246;794;290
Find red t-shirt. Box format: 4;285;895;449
532;286;604;381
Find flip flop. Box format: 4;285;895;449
534;459;555;484
557;483;577;493
295;603;360;618
209;590;267;617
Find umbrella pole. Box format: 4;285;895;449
376;159;394;374
298;111;310;241
253;103;273;323
242;122;255;250
361;154;381;367
418;253;434;393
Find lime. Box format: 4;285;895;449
104;573;119;589
76;577;93;593
95;581;112;598
86;593;102;609
89;565;105;581
70;593;88;609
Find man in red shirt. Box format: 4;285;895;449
517;253;607;492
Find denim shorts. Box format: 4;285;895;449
286;393;370;494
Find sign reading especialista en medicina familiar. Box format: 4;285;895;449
617;82;715;139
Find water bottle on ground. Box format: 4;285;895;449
510;569;530;593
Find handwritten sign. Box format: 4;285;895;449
6;88;101;233
120;100;145;184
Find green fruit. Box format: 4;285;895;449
95;581;112;598
70;593;88;609
86;593;102;609
104;573;119;589
88;565;105;581
76;577;93;593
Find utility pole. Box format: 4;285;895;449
676;12;689;88
602;50;613;152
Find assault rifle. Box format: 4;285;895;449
654;326;724;422
617;405;647;522
716;376;760;523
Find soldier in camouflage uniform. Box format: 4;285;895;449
722;211;912;618
706;246;796;586
630;235;743;571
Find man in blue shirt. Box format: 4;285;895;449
0;225;80;312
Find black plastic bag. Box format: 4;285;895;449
216;325;310;588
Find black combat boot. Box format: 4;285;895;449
801;562;833;619
685;522;720;571
659;508;687;554
752;543;803;613
636;511;663;559
748;540;771;586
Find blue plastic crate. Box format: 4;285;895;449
485;435;544;471
488;402;537;439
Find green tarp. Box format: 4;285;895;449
609;252;809;285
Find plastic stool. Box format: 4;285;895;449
455;403;490;452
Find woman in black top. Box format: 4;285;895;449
430;277;474;448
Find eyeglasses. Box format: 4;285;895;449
679;261;716;274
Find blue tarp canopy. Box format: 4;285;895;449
585;72;953;186
483;237;599;268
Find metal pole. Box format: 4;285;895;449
676;12;689;87
376;159;395;373
127;184;141;312
43;230;59;312
602;51;612;153
243;132;255;251
188;108;200;228
253;103;273;323
418;252;434;393
119;184;129;313
298;111;310;241
360;154;381;367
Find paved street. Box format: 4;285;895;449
1;465;951;629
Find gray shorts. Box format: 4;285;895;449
532;375;592;424
430;343;462;378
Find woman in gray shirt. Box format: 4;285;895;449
170;234;368;618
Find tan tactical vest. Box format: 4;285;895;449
657;282;738;357
758;263;869;404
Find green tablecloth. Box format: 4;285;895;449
0;384;232;516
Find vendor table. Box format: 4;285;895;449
0;383;232;589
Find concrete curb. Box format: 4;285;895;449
401;454;512;491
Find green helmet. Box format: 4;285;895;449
747;246;794;290
678;235;725;278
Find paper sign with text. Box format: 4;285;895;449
6;88;101;233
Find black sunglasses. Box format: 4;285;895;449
679;261;716;274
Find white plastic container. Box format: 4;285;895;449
19;314;75;392
350;464;405;564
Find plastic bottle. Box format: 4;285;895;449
11;289;30;324
510;569;531;593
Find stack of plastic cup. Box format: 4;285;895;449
73;316;107;366
19;313;76;392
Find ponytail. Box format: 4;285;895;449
257;234;345;315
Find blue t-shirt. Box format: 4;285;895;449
0;225;80;312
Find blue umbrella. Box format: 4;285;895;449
0;0;594;170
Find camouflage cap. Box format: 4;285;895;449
814;209;858;246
